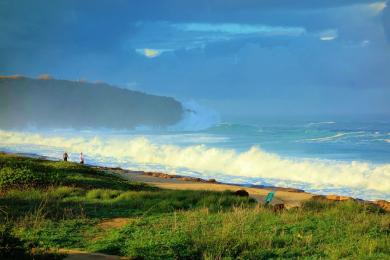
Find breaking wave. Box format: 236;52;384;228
302;132;347;142
0;129;389;200
306;121;336;127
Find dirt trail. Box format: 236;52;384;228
59;249;128;260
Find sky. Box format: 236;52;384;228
1;0;390;119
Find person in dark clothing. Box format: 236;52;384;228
63;152;69;162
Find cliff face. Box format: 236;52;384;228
0;77;183;129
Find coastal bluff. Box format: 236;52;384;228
0;76;183;129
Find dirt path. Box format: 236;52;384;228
59;249;128;260
119;171;313;208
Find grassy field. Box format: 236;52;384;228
0;153;389;259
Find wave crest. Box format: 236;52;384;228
0;129;389;199
306;121;336;127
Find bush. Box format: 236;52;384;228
0;166;61;188
234;189;249;197
0;224;28;259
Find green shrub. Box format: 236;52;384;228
86;189;122;200
0;166;61;188
0;223;28;259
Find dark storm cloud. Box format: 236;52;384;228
0;0;389;117
0;0;384;52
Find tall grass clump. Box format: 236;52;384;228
86;189;122;200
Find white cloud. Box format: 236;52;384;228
174;23;306;37
360;40;370;47
319;29;338;41
136;48;161;58
129;21;308;54
368;2;387;15
130;22;342;54
135;48;172;58
320;36;336;41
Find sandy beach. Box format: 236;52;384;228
99;167;389;211
102;168;314;209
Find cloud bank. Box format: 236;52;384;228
0;0;389;117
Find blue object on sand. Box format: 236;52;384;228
264;191;275;205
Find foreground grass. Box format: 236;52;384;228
0;153;389;259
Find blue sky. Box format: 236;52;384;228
1;0;389;118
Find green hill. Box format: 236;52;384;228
0;76;183;129
0;153;389;259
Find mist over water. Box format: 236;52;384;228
169;100;220;131
1;112;389;201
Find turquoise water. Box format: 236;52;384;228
0;119;389;200
204;120;390;163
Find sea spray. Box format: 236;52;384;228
170;100;220;131
0;129;389;200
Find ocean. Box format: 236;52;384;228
0;115;389;201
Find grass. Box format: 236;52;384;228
0;153;389;259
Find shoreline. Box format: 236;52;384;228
1;151;389;259
2;151;389;211
3;151;307;193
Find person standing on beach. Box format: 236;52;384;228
80;152;84;164
63;152;69;162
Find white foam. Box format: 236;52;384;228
303;132;347;142
306;121;336;127
301;131;370;143
0;129;389;199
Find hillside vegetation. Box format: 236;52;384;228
0;153;389;259
0;76;183;129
